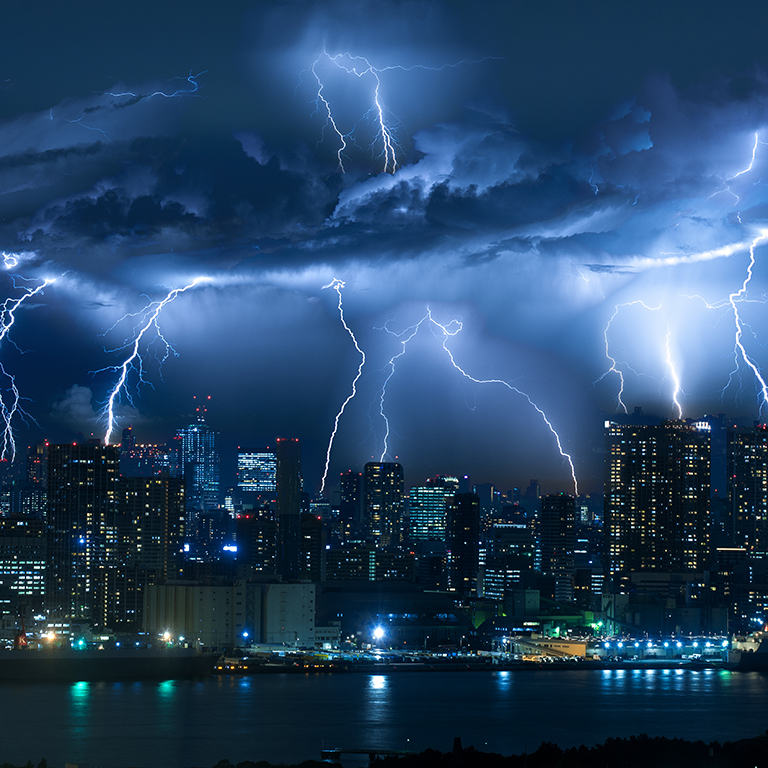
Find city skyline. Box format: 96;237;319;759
4;2;768;494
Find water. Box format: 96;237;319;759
4;669;767;768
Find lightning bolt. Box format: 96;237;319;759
379;310;579;494
302;51;500;174
664;325;684;419
106;70;206;101
731;131;766;179
705;131;767;205
0;277;56;461
95;277;210;445
375;314;434;461
595;300;664;414
588;167;599;195
320;278;366;495
60;71;206;141
725;232;768;415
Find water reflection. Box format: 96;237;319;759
68;681;91;736
157;679;176;698
16;669;768;768
494;670;511;694
599;666;736;698
370;675;388;690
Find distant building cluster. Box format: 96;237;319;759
0;405;767;650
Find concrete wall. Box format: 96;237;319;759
144;580;315;649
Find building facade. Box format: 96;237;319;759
540;494;576;602
446;492;480;597
604;419;711;577
363;462;404;548
237;447;277;494
174;411;220;535
46;441;120;626
276;438;302;580
727;424;768;557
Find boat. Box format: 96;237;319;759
728;632;768;672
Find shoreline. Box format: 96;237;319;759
214;657;737;674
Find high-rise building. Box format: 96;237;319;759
446;492;480;596
300;512;324;581
409;476;459;542
17;442;48;519
480;522;535;600
540;494;576;602
276;438;301;580
118;476;186;578
237;448;277;494
111;475;186;627
235;506;276;573
363;462;404;548
174;406;220;535
727;424;768;557
339;470;362;540
0;517;45;613
26;442;47;487
46;440;120;626
604;418;711;577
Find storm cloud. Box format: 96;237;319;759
2;0;768;494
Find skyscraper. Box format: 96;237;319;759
727;424;768;557
409;476;459;542
480;522;535;600
46;440;120;625
604;418;711;576
540;494;576;602
174;404;220;535
276;438;301;580
237;447;277;494
112;475;185;627
20;441;47;519
363;462;404;548
339;470;362;540
446;492;480;597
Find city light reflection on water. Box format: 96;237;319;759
369;674;388;690
4;670;766;768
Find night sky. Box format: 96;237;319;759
3;0;768;496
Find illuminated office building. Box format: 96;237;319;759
237;447;277;494
363;462;404;548
727;424;768;557
480;523;535;600
0;517;45;612
604;418;711;576
409;476;459;542
174;406;220;531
